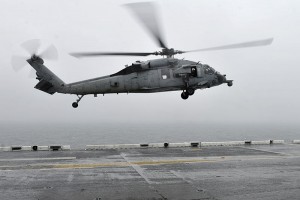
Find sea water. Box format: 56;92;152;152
0;121;299;149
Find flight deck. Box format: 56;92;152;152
0;141;299;200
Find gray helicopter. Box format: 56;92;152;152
11;2;273;108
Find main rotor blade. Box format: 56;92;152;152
70;52;156;58
124;2;167;49
186;38;273;53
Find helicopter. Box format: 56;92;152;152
11;2;273;108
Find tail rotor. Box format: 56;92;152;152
11;39;58;77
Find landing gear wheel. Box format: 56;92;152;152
181;92;189;100
227;81;233;87
72;95;84;108
72;102;78;108
187;88;195;96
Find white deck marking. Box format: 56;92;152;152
0;157;76;162
67;174;74;183
120;153;153;184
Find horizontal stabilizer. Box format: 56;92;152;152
34;79;55;95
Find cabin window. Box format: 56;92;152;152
191;66;197;77
161;69;170;79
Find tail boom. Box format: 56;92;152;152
27;56;65;95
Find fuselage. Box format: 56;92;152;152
63;58;227;95
27;56;231;108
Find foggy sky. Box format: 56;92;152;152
1;0;300;125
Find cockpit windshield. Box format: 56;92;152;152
203;65;215;75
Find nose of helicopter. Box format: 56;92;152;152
216;72;226;84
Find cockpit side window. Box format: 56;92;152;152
203;65;215;75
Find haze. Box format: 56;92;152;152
1;0;299;125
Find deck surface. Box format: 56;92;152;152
0;144;299;200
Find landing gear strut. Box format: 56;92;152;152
72;95;84;108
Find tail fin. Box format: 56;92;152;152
27;56;65;95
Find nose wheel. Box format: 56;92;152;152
181;88;195;100
72;95;84;108
181;91;189;100
186;88;195;96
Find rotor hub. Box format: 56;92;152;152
30;55;44;64
31;54;38;60
155;48;185;57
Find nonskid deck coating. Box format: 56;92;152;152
0;144;299;200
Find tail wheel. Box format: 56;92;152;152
72;95;84;108
72;102;78;108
